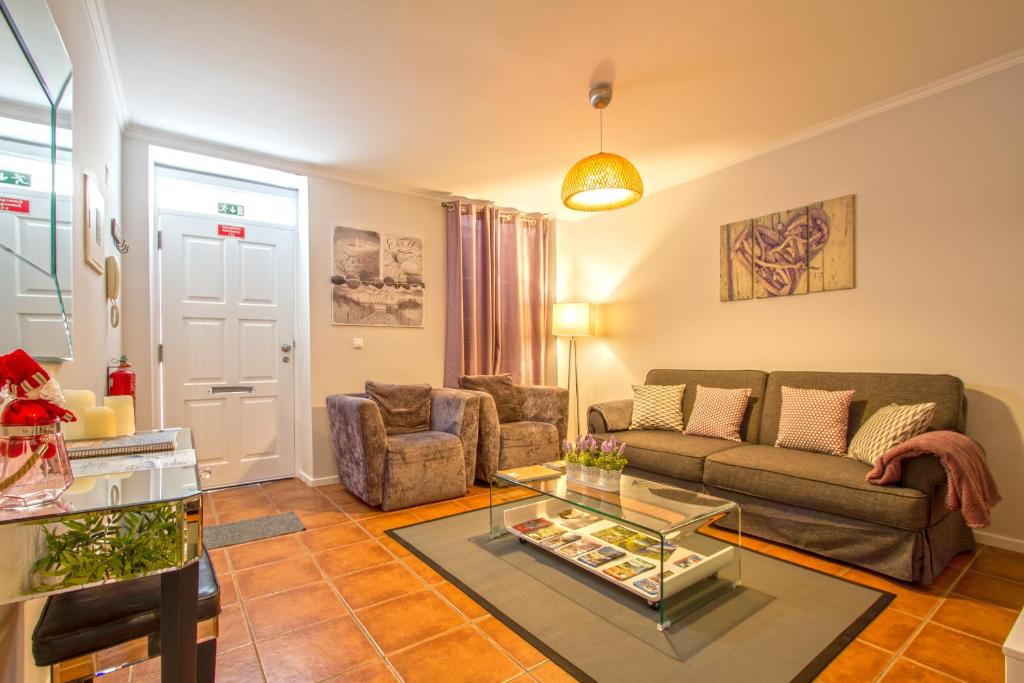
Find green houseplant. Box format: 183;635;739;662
562;435;627;490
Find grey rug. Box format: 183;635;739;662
388;503;892;683
204;512;305;549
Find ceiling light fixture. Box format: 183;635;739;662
561;83;643;212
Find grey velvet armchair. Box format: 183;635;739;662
461;380;569;482
325;388;481;511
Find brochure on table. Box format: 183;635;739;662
503;499;734;601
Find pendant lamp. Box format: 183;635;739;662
561;84;643;211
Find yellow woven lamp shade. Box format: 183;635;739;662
561;152;643;211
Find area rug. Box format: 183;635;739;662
203;512;305;549
388;503;892;683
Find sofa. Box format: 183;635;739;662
588;369;974;583
326;387;481;510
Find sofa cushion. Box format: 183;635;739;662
645;369;768;442
759;371;964;446
596;430;740;483
460;374;523;423
365;381;431;436
848;402;936;465
703;445;930;531
685;385;752;442
630;384;685;431
774;386;855;455
499;420;559;469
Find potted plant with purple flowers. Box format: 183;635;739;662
562;434;627;491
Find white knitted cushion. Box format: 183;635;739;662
774;386;855;455
629;384;686;432
685;385;752;442
848;402;936;465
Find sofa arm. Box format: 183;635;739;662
516;385;569;442
588;399;633;434
326;394;388;506
431;388;480;488
900;454;949;524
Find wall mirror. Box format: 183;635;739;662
0;0;73;360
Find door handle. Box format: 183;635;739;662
281;343;292;352
209;386;255;395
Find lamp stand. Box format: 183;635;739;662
567;336;581;437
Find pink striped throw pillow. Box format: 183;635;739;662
684;385;752;442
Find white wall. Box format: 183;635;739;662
557;64;1024;549
1;2;125;681
306;176;446;481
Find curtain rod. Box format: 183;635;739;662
441;200;547;220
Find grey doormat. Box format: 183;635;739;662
388;503;892;683
204;512;305;549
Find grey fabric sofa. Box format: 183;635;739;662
588;369;974;583
326;388;480;511
468;385;569;482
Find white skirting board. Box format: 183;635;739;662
299;471;340;487
974;530;1024;555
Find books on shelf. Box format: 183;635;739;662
591;525;639;544
543;460;567;472
634;570;674;596
540;531;580;549
512;518;552;534
673;553;706;569
604;558;656;581
578;546;626;568
557;509;602;530
525;525;567;542
558;539;602;558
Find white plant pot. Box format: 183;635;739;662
582;465;601;485
597;468;622;490
565;461;583;481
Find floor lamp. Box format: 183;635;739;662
552;303;593;437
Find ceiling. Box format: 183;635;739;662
102;0;1024;217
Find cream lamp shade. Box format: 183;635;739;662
552;303;593;337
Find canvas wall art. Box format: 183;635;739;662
719;194;855;301
331;225;425;327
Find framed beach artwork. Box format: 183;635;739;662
331;225;425;327
83;172;105;274
720;194;855;301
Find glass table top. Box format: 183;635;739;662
0;428;200;524
492;471;736;537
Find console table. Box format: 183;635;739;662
0;428;203;681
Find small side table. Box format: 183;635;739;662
1006;606;1024;682
0;428;204;682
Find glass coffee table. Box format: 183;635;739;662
490;470;741;631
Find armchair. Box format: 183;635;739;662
326;388;481;511
461;378;569;482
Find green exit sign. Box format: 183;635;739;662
218;202;244;217
0;170;30;187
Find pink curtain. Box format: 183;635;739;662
444;200;550;386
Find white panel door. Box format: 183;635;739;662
0;188;73;357
160;212;295;487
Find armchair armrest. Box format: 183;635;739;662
588;399;633;434
325;394;388;506
515;385;569;442
431;388;480;488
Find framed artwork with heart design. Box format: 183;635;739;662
719;194;855;301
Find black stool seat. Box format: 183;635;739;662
32;550;220;666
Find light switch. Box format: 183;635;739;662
352;337;365;349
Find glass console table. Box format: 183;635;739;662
490;470;741;631
0;428;204;681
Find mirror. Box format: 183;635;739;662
0;0;73;360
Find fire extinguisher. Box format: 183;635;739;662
108;355;136;405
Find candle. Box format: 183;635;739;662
103;396;135;436
61;389;96;441
83;407;117;439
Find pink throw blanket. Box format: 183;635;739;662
866;430;1001;528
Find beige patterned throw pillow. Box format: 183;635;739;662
774;386;855;455
685;385;752;442
630;384;686;431
848;402;936;465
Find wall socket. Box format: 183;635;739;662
352;337;365;349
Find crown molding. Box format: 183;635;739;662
123;123;456;203
558;48;1024;222
82;0;128;130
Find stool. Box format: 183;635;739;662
32;548;221;682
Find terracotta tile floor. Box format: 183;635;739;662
116;479;1021;682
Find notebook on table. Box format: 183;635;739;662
66;431;179;459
